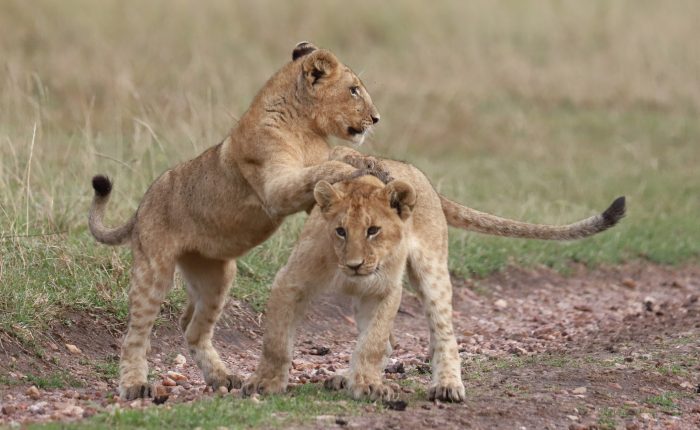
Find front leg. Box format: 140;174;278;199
327;288;401;401
243;261;322;396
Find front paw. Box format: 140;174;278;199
242;372;287;396
119;383;154;400
324;374;348;391
207;372;243;392
351;381;397;401
428;380;466;402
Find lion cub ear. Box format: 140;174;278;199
383;180;417;221
292;41;318;61
302;50;339;87
314;181;344;212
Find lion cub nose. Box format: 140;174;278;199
346;260;364;271
371;114;380;124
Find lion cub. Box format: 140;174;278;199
245;175;416;401
244;159;625;402
87;42;384;400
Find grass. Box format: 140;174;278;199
25;371;84;389
30;384;374;430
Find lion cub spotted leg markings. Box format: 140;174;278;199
119;246;176;400
178;253;241;390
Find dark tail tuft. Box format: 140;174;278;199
92;175;112;197
601;196;626;228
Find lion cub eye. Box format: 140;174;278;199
335;227;347;238
350;86;360;96
367;226;380;237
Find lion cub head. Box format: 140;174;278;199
292;41;380;145
313;176;416;279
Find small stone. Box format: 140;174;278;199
572;387;587;395
28;401;48;415
640;412;653;421
508;346;528;356
643;297;655;312
26;386;41;400
494;299;508;309
2;404;17;415
65;343;82;355
166;371;188;382
621;278;637;289
625;423;640;430
162;377;176;387
217;386;228;396
250;394;261;404
129;399;143;408
385;361;405;374
62;405;84;417
173;354;186;367
566;415;578;421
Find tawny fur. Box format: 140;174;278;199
87;42;382;400
243;159;625;403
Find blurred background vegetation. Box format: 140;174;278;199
1;0;698;332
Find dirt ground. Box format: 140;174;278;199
2;262;699;429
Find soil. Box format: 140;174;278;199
1;262;699;429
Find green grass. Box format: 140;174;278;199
645;392;683;415
30;384;374;430
25;371;84;389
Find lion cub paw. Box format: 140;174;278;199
242;373;287;396
325;375;397;401
428;381;466;403
119;383;154;400
207;373;243;392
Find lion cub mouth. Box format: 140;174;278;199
347;126;364;136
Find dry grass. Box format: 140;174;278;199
1;0;699;330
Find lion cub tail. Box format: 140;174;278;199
440;195;626;240
88;175;135;246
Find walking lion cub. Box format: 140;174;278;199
243;159;625;402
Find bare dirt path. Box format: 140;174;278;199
2;263;699;429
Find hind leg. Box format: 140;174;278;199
407;251;465;402
119;247;175;400
178;253;240;391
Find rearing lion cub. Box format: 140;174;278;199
88;42;384;400
243;159;625;403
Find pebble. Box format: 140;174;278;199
28;401;48;415
162;377;177;387
572;387;587;395
217;386;229;396
173;354;187;367
640;412;653;421
26;386;41;400
2;404;17;415
166;371;188;382
494;299;508;309
65;343;82;355
61;405;84;417
621;278;637;289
